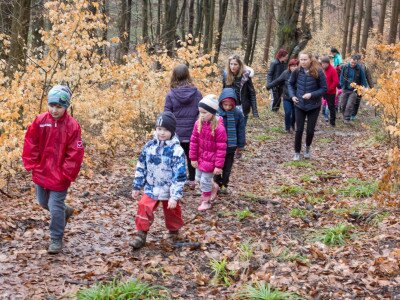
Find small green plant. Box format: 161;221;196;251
306;195;324;204
277;248;309;265
300;174;312;182
314;169;341;176
290;208;307;218
238;281;303;300
319;137;333;144
254;134;273;141
238;241;254;261
241;192;261;202
368;211;390;226
284;160;313;168
329;204;368;215
277;185;305;197
235;208;255;221
338;178;378;198
210;258;235;286
269;126;286;134
76;278;169;300
315;223;354;246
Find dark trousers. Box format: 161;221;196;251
271;87;283;111
341;90;358;120
283;99;295;130
325;93;336;126
352;96;362;117
181;142;196;181
214;149;235;187
294;107;320;153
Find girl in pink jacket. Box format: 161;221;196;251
190;95;227;211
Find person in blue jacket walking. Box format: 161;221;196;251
288;52;327;161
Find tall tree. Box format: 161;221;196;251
142;0;149;43
341;0;351;57
244;0;260;64
8;0;32;74
360;0;372;52
30;0;45;56
156;0;162;40
276;0;311;57
242;0;249;49
310;0;316;31
301;0;308;29
354;0;363;52
263;0;275;64
203;0;215;53
0;1;13;36
346;0;356;54
213;0;229;63
180;0;187;39
188;0;195;34
163;0;178;54
319;0;324;29
388;0;399;44
194;0;204;39
378;0;389;38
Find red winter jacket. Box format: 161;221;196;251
22;112;84;191
189;117;227;173
324;64;339;95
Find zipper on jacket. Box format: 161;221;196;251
55;120;57;127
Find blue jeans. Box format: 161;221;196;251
35;185;68;240
283;99;295;130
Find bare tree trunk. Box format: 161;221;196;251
319;0;324;29
0;1;13;36
235;0;241;26
213;0;229;63
8;0;31;74
360;0;372;52
301;0;308;28
310;0;316;31
244;0;260;64
341;0;351;57
148;1;155;43
101;0;109;55
388;0;400;44
143;0;149;43
346;0;356;54
163;0;178;54
249;4;260;65
194;0;204;39
31;0;45;56
180;0;187;39
156;0;162;40
188;0;195;34
378;0;389;38
354;0;363;52
263;0;275;64
242;0;249;49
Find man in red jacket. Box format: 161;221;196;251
321;56;339;127
22;85;84;254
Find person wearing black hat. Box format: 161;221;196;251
130;112;187;250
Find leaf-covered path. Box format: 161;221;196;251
1;107;399;299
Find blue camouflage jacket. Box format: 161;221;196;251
132;134;187;201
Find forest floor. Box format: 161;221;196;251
1;104;399;299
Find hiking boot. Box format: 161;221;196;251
48;238;63;254
304;146;311;159
293;153;301;161
130;231;147;250
65;205;74;223
198;196;211;211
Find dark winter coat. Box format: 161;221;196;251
339;63;368;91
288;67;327;111
164;86;202;142
222;67;258;117
267;69;291;99
266;59;288;84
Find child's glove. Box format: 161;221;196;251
132;190;140;200
168;199;178;209
213;167;222;175
191;161;198;168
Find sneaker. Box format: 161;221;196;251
219;185;229;195
48;238;63;254
167;230;181;242
65;205;74;223
293;153;301;161
304;146;311;159
188;181;196;190
130;231;147;250
350;115;356;121
343;119;351;124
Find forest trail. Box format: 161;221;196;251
1;105;399;299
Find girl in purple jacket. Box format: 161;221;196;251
165;64;203;189
189;95;227;211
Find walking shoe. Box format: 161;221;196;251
198;196;211;211
65;205;74;223
167;230;181;242
130;231;147;250
48;238;63;254
343;119;351;124
188;181;196;190
293;153;301;161
304;146;311;159
350;115;356;121
211;182;219;200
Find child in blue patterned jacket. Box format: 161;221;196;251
130;112;187;250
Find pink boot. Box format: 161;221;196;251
198;195;211;211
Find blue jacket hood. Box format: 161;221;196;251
218;88;237;109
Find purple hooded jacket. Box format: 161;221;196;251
164;86;202;142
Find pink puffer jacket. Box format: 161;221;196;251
189;117;227;173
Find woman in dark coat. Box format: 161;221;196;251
164;64;202;189
288;52;327;161
266;49;289;112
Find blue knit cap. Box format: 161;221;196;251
48;85;72;108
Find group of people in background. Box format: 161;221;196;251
266;47;373;161
22;47;373;253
